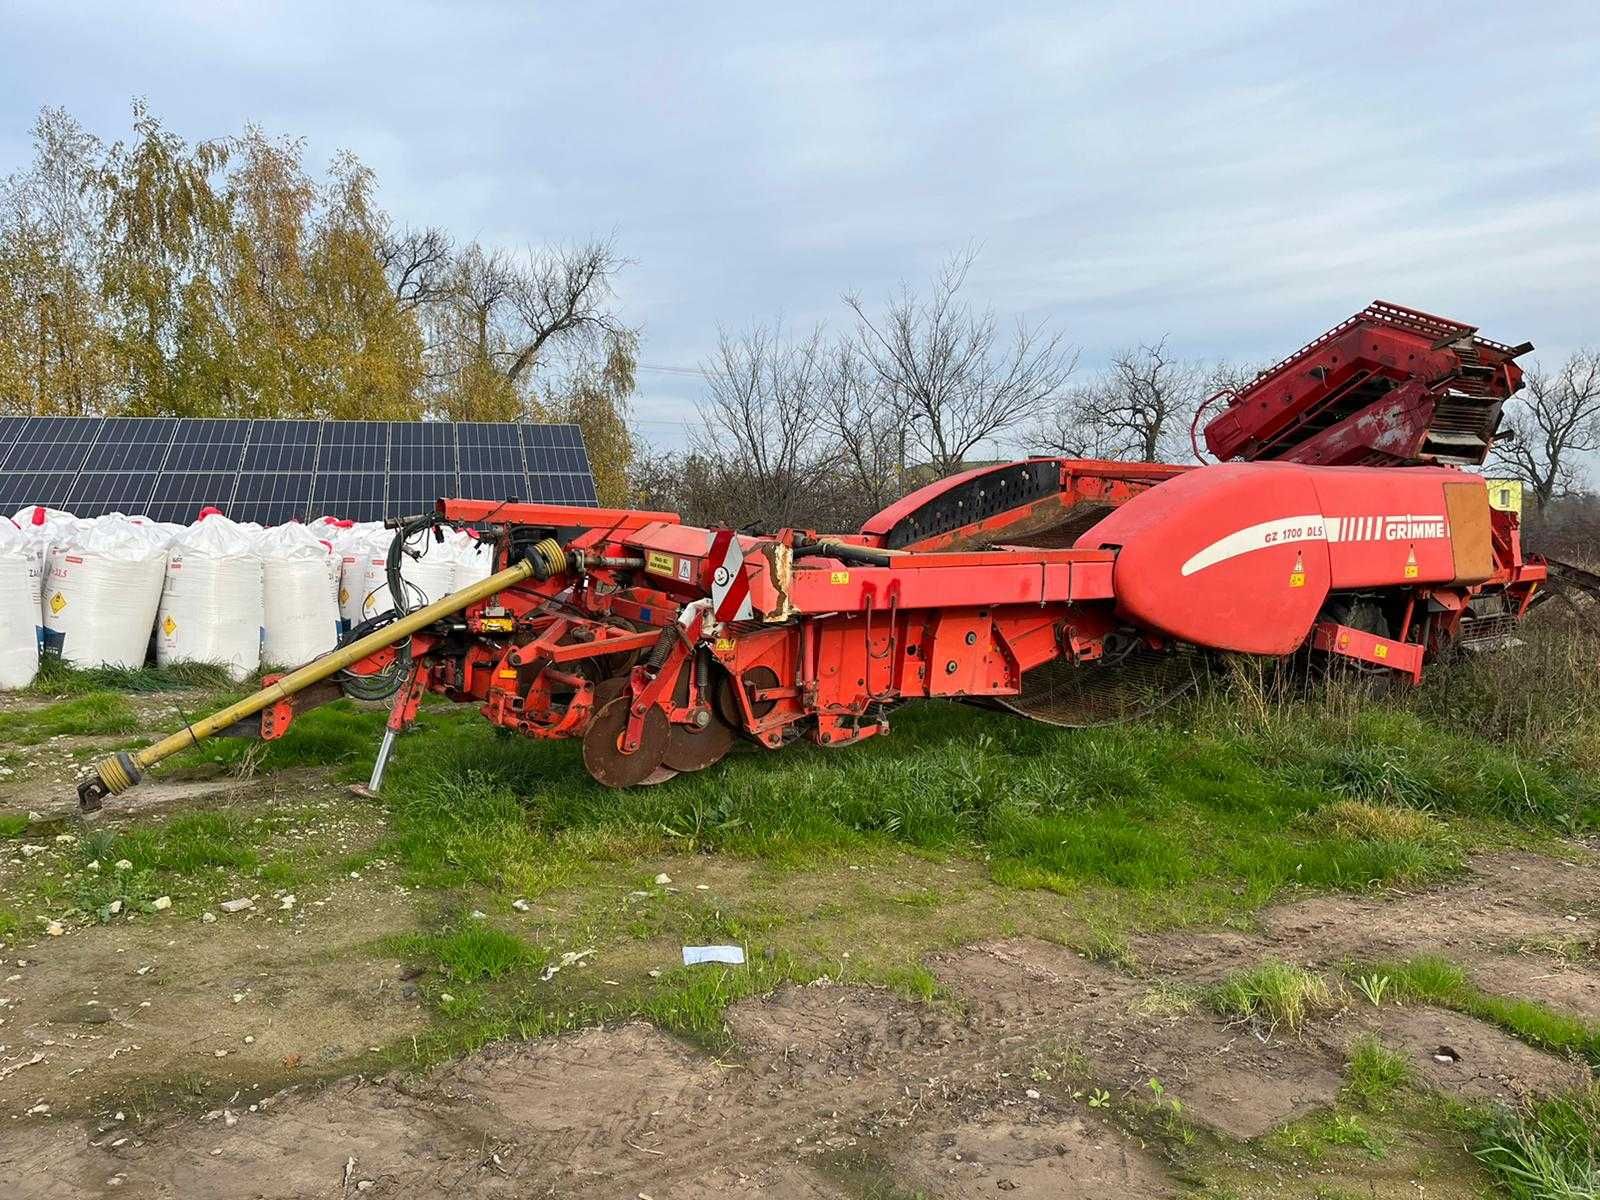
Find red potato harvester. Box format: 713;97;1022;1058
80;302;1592;809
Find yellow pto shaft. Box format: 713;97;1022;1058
78;558;535;812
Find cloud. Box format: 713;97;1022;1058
2;0;1596;445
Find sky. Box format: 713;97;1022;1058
2;1;1597;454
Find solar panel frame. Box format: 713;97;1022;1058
146;471;241;522
231;472;317;525
0;417;593;520
458;422;526;474
311;471;387;523
65;471;161;516
458;472;528;504
163;419;250;472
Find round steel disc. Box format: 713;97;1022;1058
991;514;1206;727
663;716;736;773
582;696;669;788
998;647;1204;728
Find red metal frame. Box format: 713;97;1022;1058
252;304;1546;787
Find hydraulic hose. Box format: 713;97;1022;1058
78;557;538;812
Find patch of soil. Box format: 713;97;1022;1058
0;886;423;1119
728;978;966;1086
902;1112;1176;1198
930;938;1346;1139
5;849;1596;1198
1137;849;1597;997
1;978;1191;1200
1347;1004;1594;1104
929;936;1140;1028
1469;953;1600;1020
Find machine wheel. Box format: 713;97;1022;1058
999;644;1205;727
663;715;736;773
582;696;669;788
716;665;781;728
661;659;737;772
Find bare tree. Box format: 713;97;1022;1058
1034;339;1204;463
845;248;1077;476
423;238;627;420
1493;349;1600;511
379;223;452;311
822;340;909;524
693;322;839;530
504;238;626;383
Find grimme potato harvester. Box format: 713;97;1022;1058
80;302;1591;810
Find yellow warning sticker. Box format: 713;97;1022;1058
49;592;65;615
1374;643;1389;659
830;571;850;585
338;587;349;605
1404;547;1419;579
714;637;736;654
162;615;177;636
1288;552;1306;588
646;550;675;576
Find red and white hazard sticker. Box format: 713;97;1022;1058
708;529;753;622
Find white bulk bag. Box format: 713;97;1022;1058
43;516;166;669
157;514;263;681
359;527;457;620
13;507;79;597
451;529;496;592
256;524;340;666
337;528;387;633
0;522;41;689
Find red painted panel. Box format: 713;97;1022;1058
1078;463;1329;654
1077;462;1484;654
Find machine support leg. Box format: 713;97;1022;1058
356;664;429;798
367;728;398;794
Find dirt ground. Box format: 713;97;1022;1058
1;847;1595;1198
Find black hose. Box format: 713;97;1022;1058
387;514;439;616
336;611;410;701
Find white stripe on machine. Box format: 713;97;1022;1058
1182;513;1451;577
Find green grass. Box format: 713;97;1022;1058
389;923;547;983
26;623;1589;934
1344;1034;1411;1112
389;949;853;1064
0;691;142;743
0;907;19;939
330;701;1483;925
1350;955;1600;1066
1473;1083;1600;1200
1211;960;1337;1034
23;658;239;696
0;813;29;837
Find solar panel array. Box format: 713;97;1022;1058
0;417;597;524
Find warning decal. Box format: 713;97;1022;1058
162;615;177;636
708;529;753;622
1404;548;1419;579
645;550;675;577
49;592;66;615
1288;553;1306;588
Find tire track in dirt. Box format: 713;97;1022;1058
3;849;1595;1198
